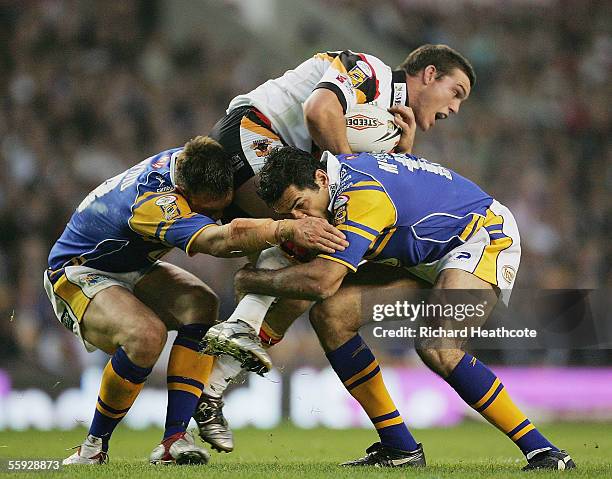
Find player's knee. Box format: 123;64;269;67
180;285;220;325
123;318;167;366
310;300;359;352
416;348;464;378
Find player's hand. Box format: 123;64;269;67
281;217;348;254
388;105;416;154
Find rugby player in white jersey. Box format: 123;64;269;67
195;44;476;455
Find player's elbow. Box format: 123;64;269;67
303;99;324;129
304;95;339;130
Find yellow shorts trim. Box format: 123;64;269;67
53;274;91;323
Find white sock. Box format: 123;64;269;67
202;355;244;397
228;247;292;332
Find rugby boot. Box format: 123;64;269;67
522;449;575;471
149;431;210;465
194;392;234;452
201;320;271;375
63;434;109;465
341;442;426;467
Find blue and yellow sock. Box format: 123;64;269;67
326;334;418;451
89;347;152;451
446;353;558;458
164;324;214;439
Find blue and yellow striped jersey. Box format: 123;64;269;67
48;148;217;273
319;152;494;271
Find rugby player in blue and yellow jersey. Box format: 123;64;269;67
232;146;575;471
43;137;347;466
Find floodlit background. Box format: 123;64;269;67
0;0;610;431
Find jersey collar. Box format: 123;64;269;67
169;150;181;186
391;70;409;107
322;151;341;213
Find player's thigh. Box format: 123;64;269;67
233;176;281;218
434;267;498;318
134;262;219;330
416;268;497;377
81;285;167;362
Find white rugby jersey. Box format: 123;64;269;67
228;51;408;152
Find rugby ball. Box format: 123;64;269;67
346;104;401;153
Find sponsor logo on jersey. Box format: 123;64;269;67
60;309;75;331
374;257;401;267
231;154;246;171
455;251;472;260
356;60;372;78
335;74;349;84
346;114;383;130
393;82;407;106
151;155;169;169
333;194;349;209
80;273;106;287
347;64;370;87
502;265;516;284
333;204;347;225
155;195;180;220
250;138;274;157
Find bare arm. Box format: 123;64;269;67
190;217;348;258
234;257;349;301
303;89;353;154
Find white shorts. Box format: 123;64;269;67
43;264;155;352
406;200;521;305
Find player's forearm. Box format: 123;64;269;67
235;264;332;301
304;98;352;154
194;219;290;257
307;116;353;154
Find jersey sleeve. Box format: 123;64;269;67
129;192;217;254
318;181;396;271
313;51;380;113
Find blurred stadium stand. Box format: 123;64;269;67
0;0;610;428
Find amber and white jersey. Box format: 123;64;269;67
227;51;408;152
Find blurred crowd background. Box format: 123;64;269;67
0;0;610;386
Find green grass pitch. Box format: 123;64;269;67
0;422;610;478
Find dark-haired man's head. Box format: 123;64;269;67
258;146;331;220
398;44;476;131
175;136;233;219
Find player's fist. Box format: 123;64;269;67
281;217;348;254
388;105;416;154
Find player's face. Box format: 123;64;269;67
273;170;330;220
413;68;471;131
188;190;233;221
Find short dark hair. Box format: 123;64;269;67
398;44;476;87
258;146;323;206
175;136;233;197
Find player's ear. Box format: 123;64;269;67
422;65;437;85
314;169;329;188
